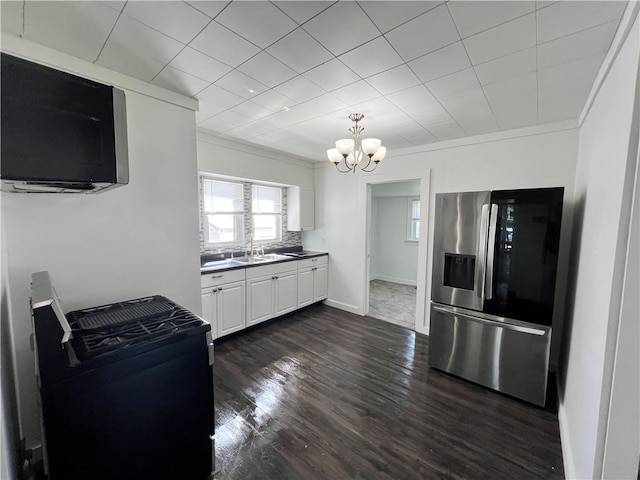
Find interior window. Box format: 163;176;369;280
252;185;282;242
202;178;244;246
408;197;420;241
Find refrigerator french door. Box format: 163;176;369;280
429;187;564;406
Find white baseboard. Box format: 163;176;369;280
323;299;362;315
370;275;417;287
557;375;576;480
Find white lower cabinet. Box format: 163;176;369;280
297;256;329;307
200;270;246;339
201;255;328;336
247;262;298;327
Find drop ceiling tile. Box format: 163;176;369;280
151;66;210;96
483;72;537;100
426;121;466;141
229;101;274;122
186;1;229;19
196;101;227;123
190;21;260;67
303;58;360;91
439;87;488;116
101;2;126;13
488;90;537;130
197;83;245;109
274;76;325;104
284;94;348;126
122;1;210;44
473;47;536;86
414;110;454;128
331;81;382;106
456;113;499;136
266;28;333;74
302;2;380;56
272;1;332;25
463;13;536;65
447;0;535;38
215;1;297;48
401;127;438;146
237;52;297;88
1;1;24;36
97;45;168;82
167;47;231;83
387;85;437;110
537;0;627;44
339;36;404;79
538;53;606;122
24;2;119;62
426;68;480;99
214;70;269;99
384;3;460;62
198;113;241;132
366;65;422;95
358;1;443;34
251;90;293;112
538;21;618;70
408;42;471;83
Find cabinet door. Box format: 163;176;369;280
274;270;298;316
201;289;217;339
300;188;315;231
247;276;274;326
297;267;314;308
313;265;328;302
217;281;245;337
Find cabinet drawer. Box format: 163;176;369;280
245;261;297;280
201;269;245;289
297;255;328;269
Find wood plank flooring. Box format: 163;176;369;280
213;304;564;479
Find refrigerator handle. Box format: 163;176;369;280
485;204;499;300
477;203;490;301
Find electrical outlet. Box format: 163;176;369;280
321;236;326;245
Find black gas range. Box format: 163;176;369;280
30;271;214;480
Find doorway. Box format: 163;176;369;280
368;181;420;329
360;170;430;334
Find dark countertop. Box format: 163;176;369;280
200;250;328;275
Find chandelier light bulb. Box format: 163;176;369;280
327;148;342;164
335;138;354;156
361;138;381;156
346;151;362;167
372;146;386;162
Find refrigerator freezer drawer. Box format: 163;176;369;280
428;303;552;406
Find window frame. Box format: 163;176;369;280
201;177;245;247
251;184;282;243
406;196;420;243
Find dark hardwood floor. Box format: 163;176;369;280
213;303;564;480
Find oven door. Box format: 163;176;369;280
431;191;491;311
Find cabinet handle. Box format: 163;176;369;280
311;258;318;262
210;274;223;279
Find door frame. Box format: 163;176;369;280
359;169;431;335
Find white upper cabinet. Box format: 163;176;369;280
287;186;315;231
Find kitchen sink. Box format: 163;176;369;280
231;254;288;264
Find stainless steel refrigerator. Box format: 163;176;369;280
429;187;564;406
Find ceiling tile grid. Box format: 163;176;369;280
0;0;629;161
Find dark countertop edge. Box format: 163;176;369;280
200;252;328;275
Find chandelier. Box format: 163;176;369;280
326;113;387;173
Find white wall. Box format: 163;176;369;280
1;60;201;451
371;196;418;285
305;126;579;338
197;132;314;188
560;9;639;479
